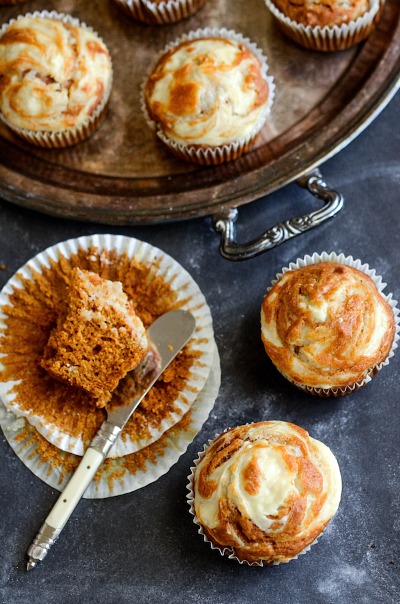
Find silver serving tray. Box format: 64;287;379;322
0;1;398;257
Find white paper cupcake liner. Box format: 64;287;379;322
113;0;206;25
264;251;399;397
0;11;113;148
0;343;220;498
141;28;275;166
0;234;215;457
264;0;382;52
186;433;321;566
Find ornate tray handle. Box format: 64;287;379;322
213;168;344;261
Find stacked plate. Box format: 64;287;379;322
0;234;220;498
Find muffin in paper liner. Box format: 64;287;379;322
187;421;342;566
141;28;275;166
0;234;215;457
264;0;383;52
0;11;113;148
0;344;220;499
113;0;206;25
261;251;399;397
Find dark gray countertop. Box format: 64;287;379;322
0;92;399;604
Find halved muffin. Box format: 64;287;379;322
41;268;148;407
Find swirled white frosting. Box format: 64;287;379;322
145;38;270;146
194;421;342;563
261;262;395;389
0;16;112;131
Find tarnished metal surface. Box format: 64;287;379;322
213;169;344;260
0;0;398;223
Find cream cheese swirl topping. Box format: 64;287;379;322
272;0;371;27
0;16;112;132
145;38;270;146
261;262;395;389
194;421;342;564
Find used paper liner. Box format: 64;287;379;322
0;11;113;148
265;251;399;397
141;28;275;166
0;344;220;499
186;433;320;566
0;234;215;456
113;0;206;25
264;0;382;52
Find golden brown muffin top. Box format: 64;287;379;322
194;421;342;564
0;16;112;132
261;261;395;390
272;0;370;27
144;37;270;147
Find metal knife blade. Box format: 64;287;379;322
105;309;196;430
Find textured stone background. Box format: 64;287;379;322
0;90;399;604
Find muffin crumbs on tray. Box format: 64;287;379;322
0;246;201;448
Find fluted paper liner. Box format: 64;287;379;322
141;28;275;166
186;430;322;566
0;344;220;498
264;0;383;52
0;234;215;456
0;11;113;148
113;0;206;25
264;251;399;397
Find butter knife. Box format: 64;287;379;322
26;309;195;570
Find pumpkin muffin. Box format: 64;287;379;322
41;268;148;408
143;29;275;165
264;0;384;51
261;257;396;396
188;421;342;565
113;0;207;25
0;12;113;147
272;0;370;26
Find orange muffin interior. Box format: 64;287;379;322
0;246;200;448
40;267;149;408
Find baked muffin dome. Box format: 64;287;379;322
0;13;112;141
143;31;274;164
271;0;370;27
264;0;382;51
261;261;395;394
191;421;342;565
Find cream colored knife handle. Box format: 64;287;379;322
47;447;104;529
26;447;105;569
